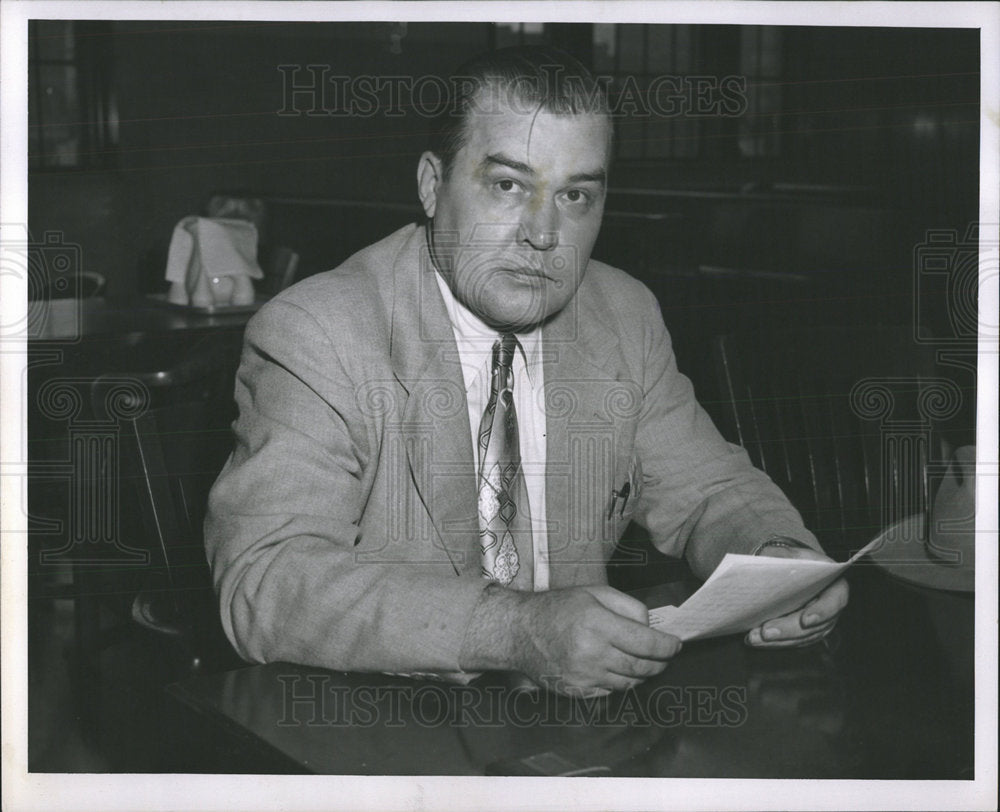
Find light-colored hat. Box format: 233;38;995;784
868;445;975;592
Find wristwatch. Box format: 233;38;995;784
751;535;812;557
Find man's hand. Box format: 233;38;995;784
460;584;682;697
744;546;849;648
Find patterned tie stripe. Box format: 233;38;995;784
476;334;532;588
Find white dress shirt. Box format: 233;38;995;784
434;270;550;591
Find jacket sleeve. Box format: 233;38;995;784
627;290;822;580
204;299;488;673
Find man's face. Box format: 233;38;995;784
418;93;611;331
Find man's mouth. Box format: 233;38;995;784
501;264;549;279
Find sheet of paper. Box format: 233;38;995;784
648;536;882;642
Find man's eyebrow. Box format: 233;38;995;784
566;170;606;186
482;154;607;186
482;153;535;175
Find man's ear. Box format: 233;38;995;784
417;151;443;219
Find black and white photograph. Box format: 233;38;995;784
1;2;997;810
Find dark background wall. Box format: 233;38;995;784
29;22;979;353
29;22;493;294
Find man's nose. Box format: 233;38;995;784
519;201;559;250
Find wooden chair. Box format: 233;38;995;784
711;326;953;557
116;399;242;676
34;269;106;299
37;352;243;747
257;244;302;297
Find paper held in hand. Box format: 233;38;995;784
648;536;883;642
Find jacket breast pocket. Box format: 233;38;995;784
606;454;642;538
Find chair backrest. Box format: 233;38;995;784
35;270;106;300
712;326;946;556
257;244;301;297
126;402;230;574
119;400;238;665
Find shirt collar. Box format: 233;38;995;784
432;268;542;388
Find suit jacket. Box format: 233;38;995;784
205;223;819;674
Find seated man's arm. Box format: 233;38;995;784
626;291;847;645
205;300;489;674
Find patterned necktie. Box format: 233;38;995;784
477;334;533;589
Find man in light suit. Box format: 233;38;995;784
205;46;848;696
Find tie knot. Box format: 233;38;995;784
494;333;517;372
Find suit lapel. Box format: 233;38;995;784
388;231;639;586
542;289;640;588
389;227;479;575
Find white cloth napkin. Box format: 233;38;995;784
165;216;264;307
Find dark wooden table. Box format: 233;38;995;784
28;294;255;515
29;295;262;342
27;296;255;430
167;565;975;778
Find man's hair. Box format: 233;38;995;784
429;45;612;177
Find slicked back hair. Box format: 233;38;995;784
429;45;612;178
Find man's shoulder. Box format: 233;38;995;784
579;256;659;314
250;223;418;333
280;223;417;306
569;258;672;360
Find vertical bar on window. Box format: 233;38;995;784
85;21;100;161
773;28;783;157
750;25;765;157
742;27;756;157
670;25;677;158
756;26;764;156
613;25;621;79
641;25;650;160
691;24;702;160
78;21;98;166
613;25;621;160
94;22;113;163
30;22;47;167
694;25;702;158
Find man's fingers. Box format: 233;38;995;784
559;684;613;699
556;669;644;697
606;614;682;660
762;612;836;643
746;615;837;648
746;623;835;649
605;647;671;679
589;673;643;694
576;587;681;660
583;585;649;624
800;578;850;627
743;575;848;648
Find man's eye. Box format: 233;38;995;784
495;179;519;193
564;189;589;204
